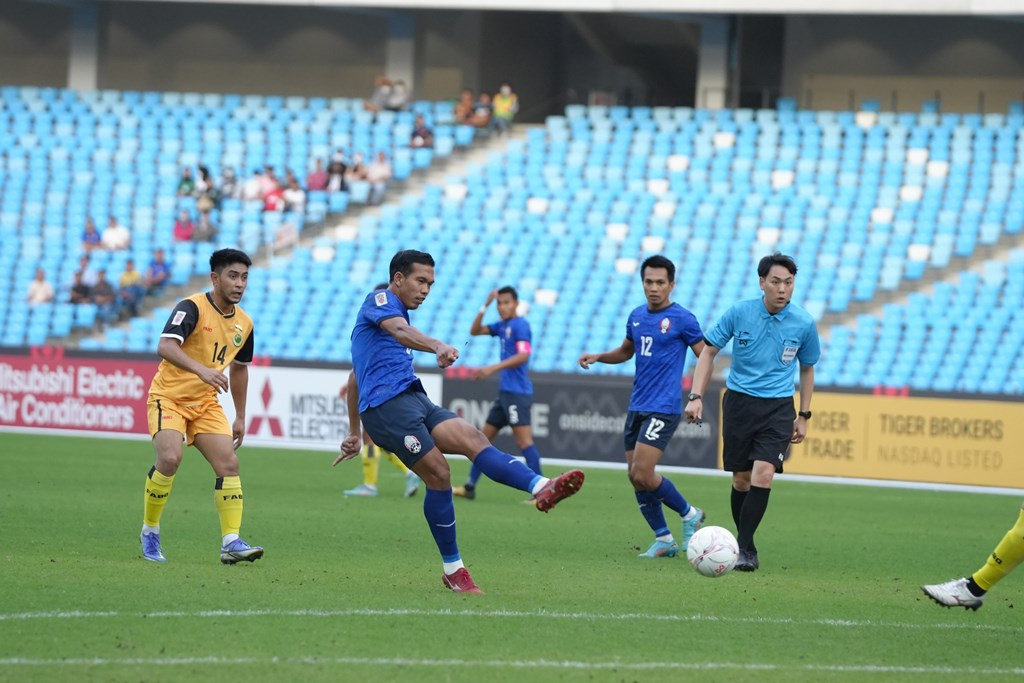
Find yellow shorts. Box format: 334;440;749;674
148;396;231;446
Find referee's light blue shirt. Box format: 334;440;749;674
704;298;821;399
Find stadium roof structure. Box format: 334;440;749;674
96;0;1024;16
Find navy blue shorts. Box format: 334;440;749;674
486;391;532;429
623;411;681;452
360;387;457;467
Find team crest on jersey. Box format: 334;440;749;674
232;332;243;347
403;435;422;454
374;291;388;306
660;318;671;334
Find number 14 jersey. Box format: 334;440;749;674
625;302;703;414
149;292;254;404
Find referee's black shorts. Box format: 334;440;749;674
721;389;796;473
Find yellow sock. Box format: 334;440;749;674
972;509;1024;591
143;467;175;527
214;475;244;538
361;444;380;487
386;450;409;473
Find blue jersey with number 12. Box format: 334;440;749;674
626;302;704;414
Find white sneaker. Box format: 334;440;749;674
921;577;984;611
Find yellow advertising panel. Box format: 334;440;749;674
786;392;1024;488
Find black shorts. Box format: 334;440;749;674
623;411;681;452
486;391;532;429
360;386;457;467
721;390;795;473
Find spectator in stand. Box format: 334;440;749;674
26;267;55;306
101;216;131;251
119;259;145;319
386;80;410;112
492;82;519;136
82;217;102;253
195;209;217;242
454;89;475;124
196;165;218;212
470;92;493;129
177;167;195;197
283;178;306;213
173;210;195;242
411;115;434;149
220;167;239;200
367;151;393;206
364;75;391;113
345;152;367;185
306;159;328;192
145;248;171;294
242;169;264;202
69;271;91;304
91;269;117;328
263;178;285;212
76;254;99;288
260;166;279;198
326;153;347;193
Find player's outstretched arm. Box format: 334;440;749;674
229;362;248;449
380;317;459;368
578;338;635;369
469;289;497;336
157;337;228;393
334;372;362;466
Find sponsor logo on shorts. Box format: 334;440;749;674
404;434;422;453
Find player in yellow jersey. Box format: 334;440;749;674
922;501;1024;610
140;248;263;564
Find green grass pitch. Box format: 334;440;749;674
0;432;1021;682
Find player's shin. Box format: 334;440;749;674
472;446;544;493
424;488;462;572
214;475;244;543
973;509;1024;591
143;466;175;528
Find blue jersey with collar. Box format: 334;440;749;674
486;317;533;395
704;298;821;399
626;302;704;414
350;289;421;412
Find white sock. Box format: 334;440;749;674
530;477;551;495
682;506;700;521
443;559;465;574
142;524;159;535
222;533;239;546
657;534;675;543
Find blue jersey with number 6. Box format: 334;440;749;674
625;302;703;414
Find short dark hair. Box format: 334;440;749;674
757;252;798;278
210;248;252;273
389;250;434;281
497;285;518;301
640;255;675;282
373;282;389;291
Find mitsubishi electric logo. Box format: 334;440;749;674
248;378;284;437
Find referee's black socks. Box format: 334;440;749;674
736;485;771;553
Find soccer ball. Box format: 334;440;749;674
686;525;739;578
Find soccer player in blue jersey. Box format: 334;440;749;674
454;286;542;502
578;255;707;559
335;250;585;594
686;253;820;572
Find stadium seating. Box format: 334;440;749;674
0;86;473;351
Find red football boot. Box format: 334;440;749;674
533;469;585;512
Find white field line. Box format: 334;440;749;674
0;607;1020;635
0;655;1020;675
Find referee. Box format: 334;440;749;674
684;253;820;572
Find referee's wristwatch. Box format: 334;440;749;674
687;393;702;402
798;410;812;420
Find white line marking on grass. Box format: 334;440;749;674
0;655;1021;675
1;607;1020;635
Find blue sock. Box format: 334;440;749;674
466;462;482;487
521;444;543;475
653;476;691;517
423;488;459;563
635;491;670;537
472;446;541;493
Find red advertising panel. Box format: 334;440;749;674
0;352;159;435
